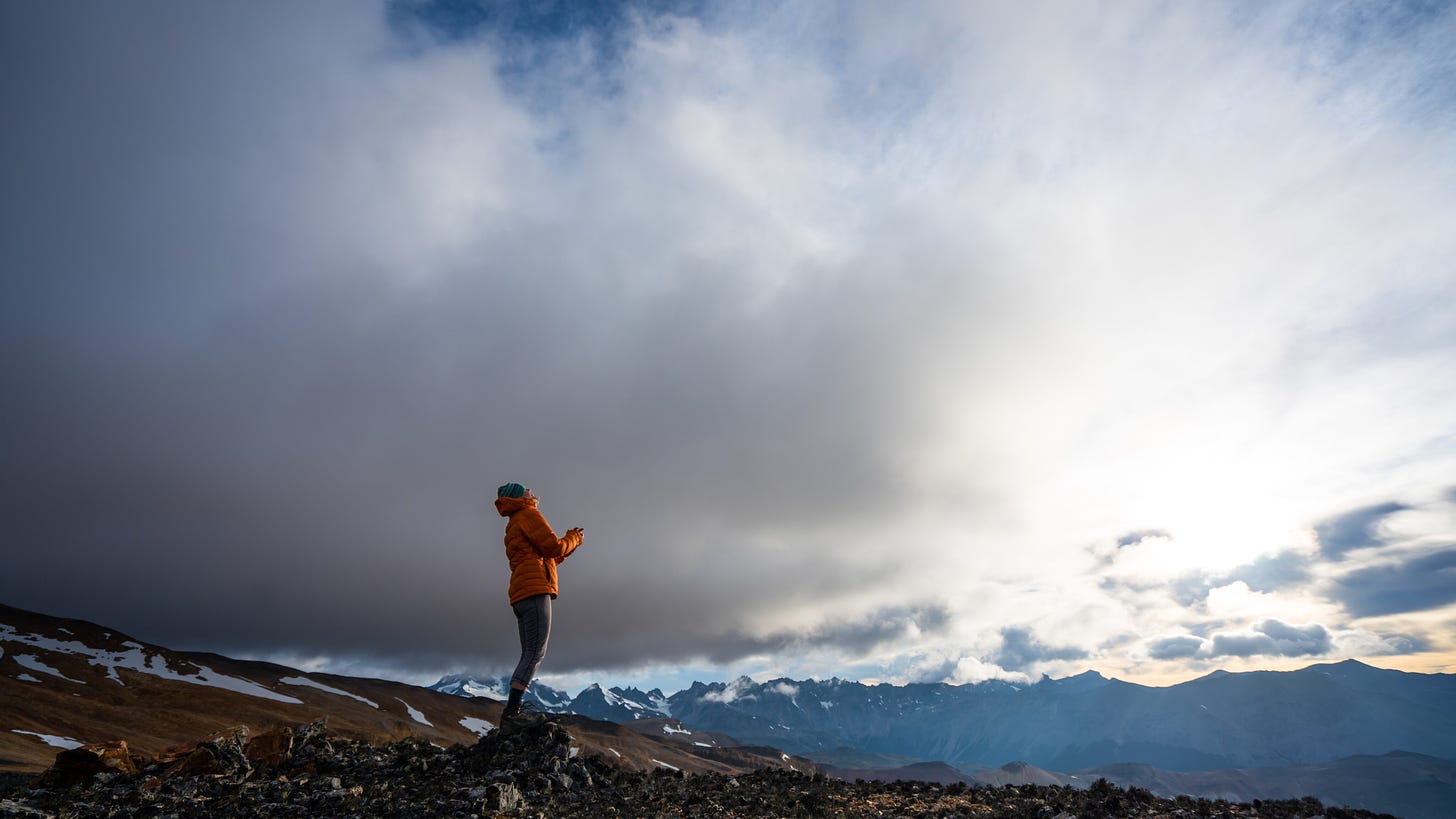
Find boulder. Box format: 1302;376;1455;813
244;725;295;767
47;741;139;782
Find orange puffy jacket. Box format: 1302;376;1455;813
495;495;582;605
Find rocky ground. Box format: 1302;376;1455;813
0;719;1398;818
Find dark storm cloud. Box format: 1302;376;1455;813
1330;547;1456;618
992;627;1088;672
1313;501;1410;558
0;2;995;678
798;604;952;654
7;0;1456;686
549;602;954;670
745;603;952;658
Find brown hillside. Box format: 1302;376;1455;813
0;604;810;778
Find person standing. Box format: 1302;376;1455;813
494;482;583;730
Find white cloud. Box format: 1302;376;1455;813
1142;619;1334;661
1216;620;1333;658
768;681;799;698
947;656;1029;687
1145;636;1206;661
1331;628;1430;658
701;676;758;704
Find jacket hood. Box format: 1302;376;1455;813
495;495;538;517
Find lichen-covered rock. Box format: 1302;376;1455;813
0;719;1399;819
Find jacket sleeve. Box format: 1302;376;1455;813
520;508;582;561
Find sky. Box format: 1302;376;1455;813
3;0;1455;696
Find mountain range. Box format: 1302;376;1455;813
431;662;1456;818
433;661;1456;771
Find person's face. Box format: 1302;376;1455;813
523;488;537;500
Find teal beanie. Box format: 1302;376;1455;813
498;482;526;499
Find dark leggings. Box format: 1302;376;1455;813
510;593;552;689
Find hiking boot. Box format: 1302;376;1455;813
499;701;548;734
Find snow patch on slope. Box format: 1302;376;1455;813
11;730;82;750
458;717;493;737
279;676;379;707
14;655;85;685
396;698;433;726
0;625;302;704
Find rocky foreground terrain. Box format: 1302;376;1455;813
0;718;1397;819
